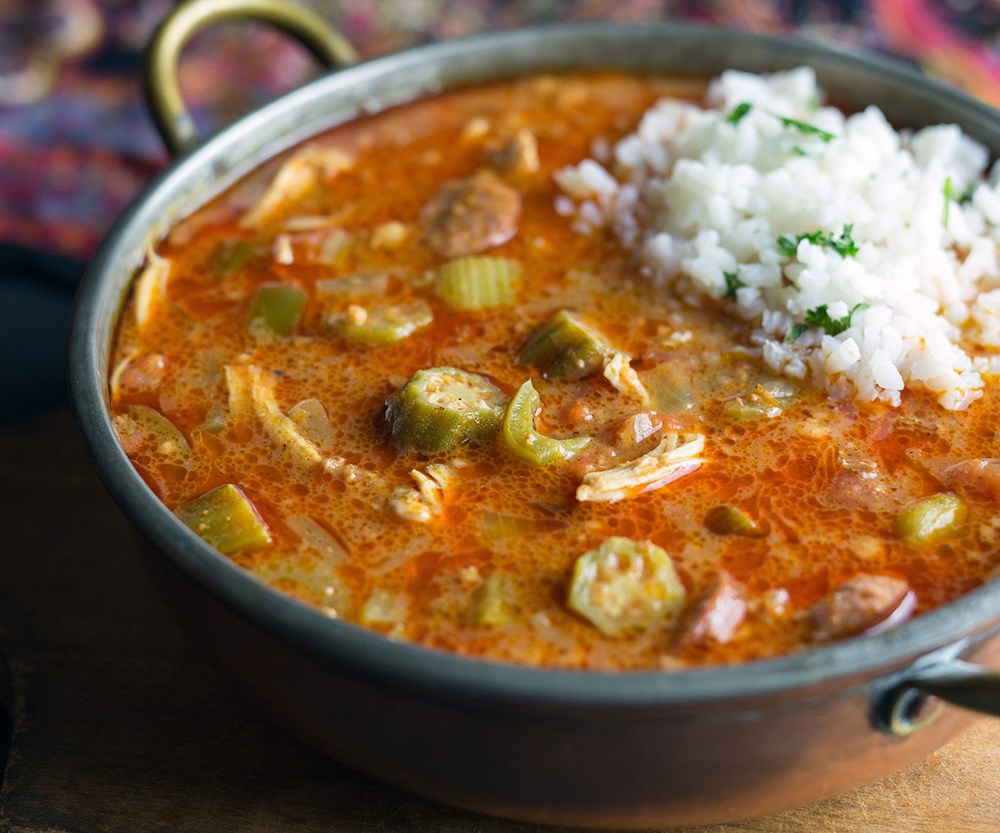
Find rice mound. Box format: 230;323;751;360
554;67;1000;411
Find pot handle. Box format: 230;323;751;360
143;0;358;156
876;657;1000;737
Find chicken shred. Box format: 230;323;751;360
241;146;353;228
576;433;704;503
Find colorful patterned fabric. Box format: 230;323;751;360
2;0;999;421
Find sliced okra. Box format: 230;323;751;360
385;366;507;453
501;379;589;466
519;309;616;380
567;536;686;637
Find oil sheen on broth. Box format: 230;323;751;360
109;72;1000;671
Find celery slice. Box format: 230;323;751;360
722;381;794;421
645;364;696;412
704;505;767;538
286;516;349;566
328;299;433;346
209;240;260;277
480;512;566;542
195;409;227;436
249;550;347;616
501;380;590;466
567;537;685;637
894;493;967;546
468;572;517;626
435;256;520;310
114;404;192;471
315;272;389;298
385;367;507;453
287;399;335;448
175;483;272;554
248;284;307;338
519;309;616;380
360;588;409;627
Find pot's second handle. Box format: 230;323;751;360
904;659;1000;715
143;0;358;156
876;658;1000;737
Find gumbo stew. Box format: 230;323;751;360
110;72;1000;670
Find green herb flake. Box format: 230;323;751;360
942;177;974;228
777;224;858;259
776;114;835;142
832;225;859;257
943;177;953;229
727;102;753;124
789;302;869;340
723;271;744;300
776;234;803;259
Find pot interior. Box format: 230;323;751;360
71;23;1000;709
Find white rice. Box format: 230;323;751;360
554;67;1000;410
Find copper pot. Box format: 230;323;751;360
69;0;1000;826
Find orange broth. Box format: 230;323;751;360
109;73;1000;670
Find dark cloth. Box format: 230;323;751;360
2;0;997;423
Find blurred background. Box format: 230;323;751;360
3;0;1000;424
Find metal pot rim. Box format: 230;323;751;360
70;20;1000;711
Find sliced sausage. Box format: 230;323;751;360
942;458;1000;501
420;169;521;258
567;412;664;477
808;574;915;641
676;571;747;648
115;353;166;396
602;412;664;461
488;128;540;175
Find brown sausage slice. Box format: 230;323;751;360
808;574;915;641
420;169;521;258
676;571;747;648
488;129;540;175
942;458;1000;500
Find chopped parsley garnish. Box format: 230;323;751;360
943;177;975;228
775;115;835;142
727;102;753;124
721;100;835;144
724;271;744;300
724;104;834;142
777;224;858;259
789;302;868;340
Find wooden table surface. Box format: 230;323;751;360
1;404;998;832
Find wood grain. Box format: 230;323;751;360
1;406;998;832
